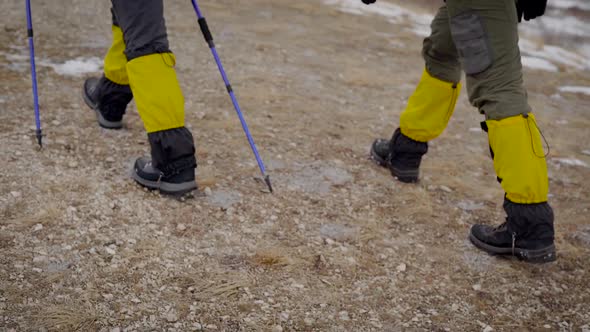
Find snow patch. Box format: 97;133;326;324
549;0;590;12
322;0;432;37
40;57;103;76
558;86;590;96
519;39;589;71
553;158;589;167
521;56;558;72
582;150;590;156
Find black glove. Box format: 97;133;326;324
516;0;547;22
362;0;376;4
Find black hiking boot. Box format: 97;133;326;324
131;157;197;196
131;127;198;196
370;128;428;183
82;76;133;129
469;199;556;263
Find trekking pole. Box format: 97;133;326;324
25;0;42;148
190;0;273;193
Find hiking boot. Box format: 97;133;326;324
469;199;556;263
370;128;428;183
131;157;197;196
82;76;133;129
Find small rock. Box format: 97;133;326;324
304;317;314;326
339;311;350;321
110;328;121;332
51;120;60;126
106;157;115;163
32;268;43;273
204;187;212;196
105;247;116;256
102;293;113;300
396;263;407;272
440;185;453;193
33;224;43;232
10;191;21;198
68;161;79;168
472;284;482;291
483;326;493;332
177;224;187;231
192;322;203;330
582;150;590;156
166;311;178;323
131;298;141;304
543;325;551;329
272;325;283;332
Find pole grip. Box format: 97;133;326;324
198;18;214;48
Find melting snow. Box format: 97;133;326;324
521;56;559;72
40;57;103;76
553;158;589;167
558;86;590;96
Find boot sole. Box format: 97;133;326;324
469;231;557;264
370;140;419;183
82;84;124;130
131;169;197;196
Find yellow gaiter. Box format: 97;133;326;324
104;25;129;85
126;53;185;133
486;113;549;204
400;69;461;142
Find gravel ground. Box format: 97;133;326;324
1;0;589;331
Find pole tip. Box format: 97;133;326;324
36;129;42;148
264;175;273;193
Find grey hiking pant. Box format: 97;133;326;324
423;0;530;120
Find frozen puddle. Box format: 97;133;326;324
285;162;353;194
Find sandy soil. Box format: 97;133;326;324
1;0;589;331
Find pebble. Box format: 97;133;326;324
10;191;21;198
177;224;187;231
33;224;43;232
272;325;283;332
110;328;121;332
68;161;79;168
440;185;453;193
472;284;482;291
204;187;212;196
339;311;350;321
166;312;178;323
396;263;407;272
483;326;493;332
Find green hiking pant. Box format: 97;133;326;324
423;0;529;120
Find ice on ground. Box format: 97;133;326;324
558;86;590;96
322;0;432;37
553;158;589;167
40;57;103;76
521;56;559;72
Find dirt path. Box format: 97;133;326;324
1;0;589;331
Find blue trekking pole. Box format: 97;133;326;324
190;0;273;193
25;0;43;148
